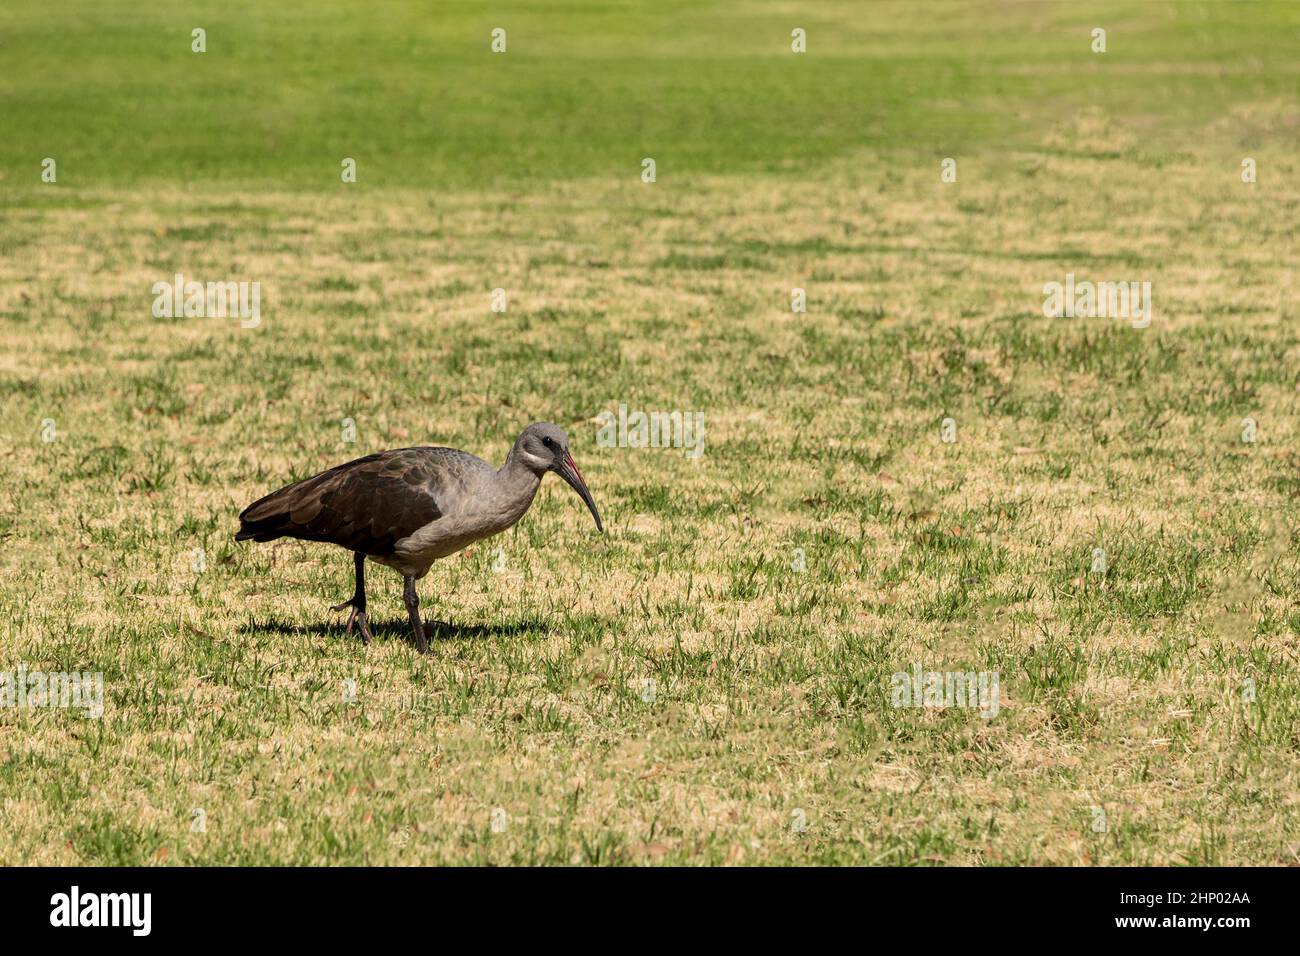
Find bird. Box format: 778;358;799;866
235;422;603;653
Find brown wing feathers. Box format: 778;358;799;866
236;449;443;556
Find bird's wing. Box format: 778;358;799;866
236;447;449;555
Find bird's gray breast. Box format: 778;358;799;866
392;458;541;570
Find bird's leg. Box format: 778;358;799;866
402;575;429;654
331;552;373;644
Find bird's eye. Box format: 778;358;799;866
542;437;553;448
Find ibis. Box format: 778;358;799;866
236;423;603;652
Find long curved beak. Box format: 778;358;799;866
553;451;604;533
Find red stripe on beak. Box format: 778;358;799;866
556;450;603;533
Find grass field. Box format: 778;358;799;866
2;1;1300;865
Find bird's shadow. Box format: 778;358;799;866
240;614;545;648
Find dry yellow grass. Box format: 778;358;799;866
3;126;1299;864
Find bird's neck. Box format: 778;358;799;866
495;448;544;519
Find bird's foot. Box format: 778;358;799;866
330;598;373;644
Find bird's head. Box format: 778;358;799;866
514;422;604;533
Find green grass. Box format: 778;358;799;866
3;1;1298;188
2;0;1300;865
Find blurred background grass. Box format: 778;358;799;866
2;1;1297;189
